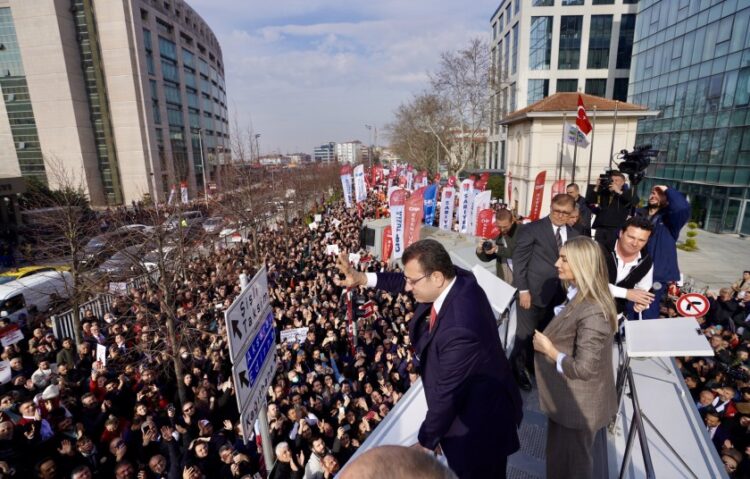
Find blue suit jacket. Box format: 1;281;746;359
376;267;522;475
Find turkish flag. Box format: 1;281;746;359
576;94;592;135
382;226;393;260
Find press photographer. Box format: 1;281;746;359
586;170;636;248
475;209;518;285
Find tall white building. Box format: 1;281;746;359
0;0;230;206
486;0;638;171
335;141;362;164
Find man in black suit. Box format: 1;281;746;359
335;239;522;479
511;194;579;391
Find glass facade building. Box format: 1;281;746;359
630;0;750;234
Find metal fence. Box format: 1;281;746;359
51;294;116;341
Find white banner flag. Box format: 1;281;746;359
341;173;353;208
563;122;590;148
353;164;367;203
180;182;188;204
469;190;492;235
458;179;474;233
389;188;407;259
439;187;455;231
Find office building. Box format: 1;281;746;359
335;141;362;164
486;0;638;172
0;0;230;206
314;142;336;162
630;0;750;234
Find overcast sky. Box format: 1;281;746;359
187;0;498;155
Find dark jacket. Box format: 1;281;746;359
475;223;518;283
573;196;593;238
587;185;637;228
635;188;690;283
375;267;522;478
512;217;580;308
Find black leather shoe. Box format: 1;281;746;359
516;368;532;392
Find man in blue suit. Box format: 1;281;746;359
335;239;522;479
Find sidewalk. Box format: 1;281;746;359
677;228;749;291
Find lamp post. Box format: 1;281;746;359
364;124;373;167
254;133;261;163
196;128;209;208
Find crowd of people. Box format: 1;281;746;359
0;191;419;478
2;165;748;478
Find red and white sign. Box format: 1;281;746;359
0;324;23;347
676;293;710;317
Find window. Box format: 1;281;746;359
557;79;578;93
532;0;553;5
511;23;519;75
164;83;182;106
528;79;549;104
152;100;161;124
559;16;583;69
158;36;176;60
510;83;516;112
167;106;183;127
529;17;553;70
616;14;636;69
592;0;614;3
613;78;629;101
514;0;520;15
587;15;612;69
585;79;607;97
562;0;584;4
504;33;510;78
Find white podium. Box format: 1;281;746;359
615;317;714;479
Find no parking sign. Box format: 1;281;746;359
676;293;710;317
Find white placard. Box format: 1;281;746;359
332;219;342;228
314;214;322;222
96;344;107;366
0;360;11;385
326;244;340;256
280;327;309;344
308;222;318;230
348;253;361;265
0;325;24;347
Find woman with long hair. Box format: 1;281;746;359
533;236;618;479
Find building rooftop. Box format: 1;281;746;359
500;93;653;125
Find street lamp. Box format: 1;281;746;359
196;128;209;208
254;133;261;163
364;124;372;167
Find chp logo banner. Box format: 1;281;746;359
180;182;189;204
340;164;353;208
475;209;497;238
563;122;590;148
529;171;547;221
439;187;455;231
389;189;407;259
423;183;439;226
382;225;393;261
551;179;566;197
469;190;492;234
458;179;475;233
167;185;176;205
353;164;367;203
447;176;457;188
404;189;424;250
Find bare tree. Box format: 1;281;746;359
430;38;491;175
19;159;103;345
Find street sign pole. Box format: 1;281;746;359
228;268;275;470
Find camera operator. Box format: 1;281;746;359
586;171;637;248
475;209;518;285
635;185;690;319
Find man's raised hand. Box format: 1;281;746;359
333;252;365;288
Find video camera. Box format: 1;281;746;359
599;145;658;189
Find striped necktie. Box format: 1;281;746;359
555;226;563;251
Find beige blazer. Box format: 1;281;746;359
534;299;617;431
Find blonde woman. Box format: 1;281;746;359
533;236;617;479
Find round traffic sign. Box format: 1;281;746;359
675;293;710;317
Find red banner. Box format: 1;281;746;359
475;179;488;191
447;176;457;188
475;208;496;238
382;225;393;260
551;179;566;197
403;189;424;250
529;171;547;221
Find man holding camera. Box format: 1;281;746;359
566;183;592;237
586;171;637;248
475;209;518;285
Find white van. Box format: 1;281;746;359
0;271;73;323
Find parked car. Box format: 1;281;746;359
202;217;225;234
141;245;179;272
82;228;147;267
0;271;73;323
0;265;70;286
96;245;145;281
164;211;204;231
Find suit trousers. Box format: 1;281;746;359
511;303;555;372
546;420;597;479
452;453;507;479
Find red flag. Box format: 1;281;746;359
551;179;566;196
507;172;512;204
447;176;457;188
382;226;393;260
529;171;547;221
576;94;592;135
403;189;424;250
475;209;496;238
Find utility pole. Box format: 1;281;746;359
255;133;261;164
